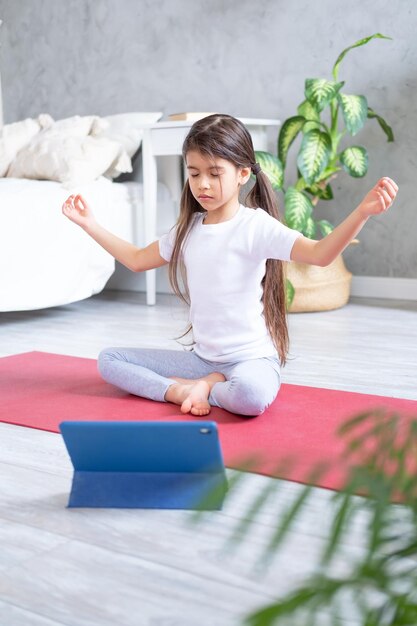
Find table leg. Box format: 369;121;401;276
142;129;158;305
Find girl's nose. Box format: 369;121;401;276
199;178;210;190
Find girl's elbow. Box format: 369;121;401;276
313;244;333;267
316;255;332;267
130;251;146;272
123;258;143;273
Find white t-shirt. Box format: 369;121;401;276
159;205;302;363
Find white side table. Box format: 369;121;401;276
141;118;280;305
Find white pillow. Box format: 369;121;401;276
92;111;163;178
47;114;99;136
7;133;122;189
0;114;53;176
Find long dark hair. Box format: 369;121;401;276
169;114;289;365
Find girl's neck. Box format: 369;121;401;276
202;200;241;225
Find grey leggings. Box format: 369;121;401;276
97;347;281;417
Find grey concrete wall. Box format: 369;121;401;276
0;0;416;280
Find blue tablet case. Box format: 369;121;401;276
59;421;228;510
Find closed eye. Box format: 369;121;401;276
189;172;220;178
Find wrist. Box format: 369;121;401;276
355;203;371;221
83;219;98;235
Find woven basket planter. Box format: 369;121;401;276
286;254;352;313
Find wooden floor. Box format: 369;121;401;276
0;291;416;626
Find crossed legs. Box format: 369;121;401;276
98;347;281;417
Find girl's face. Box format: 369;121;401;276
186;150;251;218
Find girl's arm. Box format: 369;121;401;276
290;177;398;267
62;194;168;272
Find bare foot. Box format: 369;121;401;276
181;381;212;416
165;372;225;416
171;372;225;388
165;381;212;416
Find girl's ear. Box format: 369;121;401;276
239;166;252;185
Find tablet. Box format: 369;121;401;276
60;420;228;509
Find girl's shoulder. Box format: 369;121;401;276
241;205;275;223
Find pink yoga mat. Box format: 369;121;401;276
1;351;416;490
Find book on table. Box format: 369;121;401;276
167;112;216;121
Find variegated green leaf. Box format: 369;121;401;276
277;116;305;166
332;33;392;80
339;146;368;178
306;183;334;201
296;129;332;185
297;99;320;122
368;107;394;142
284;186;313;232
303;120;321;134
317;219;334;237
304;217;316;240
338;94;368;135
305;78;344;112
315;166;341;184
285;279;295;309
295;176;308;192
297;100;321;133
254;151;284;190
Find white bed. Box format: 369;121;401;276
0;177;134;311
0;110;177;311
0;176;175;312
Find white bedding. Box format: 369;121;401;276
0;177;153;311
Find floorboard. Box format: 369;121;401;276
0;290;416;625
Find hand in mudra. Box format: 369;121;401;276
62;194;95;228
359;177;398;217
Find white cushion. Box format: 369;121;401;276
0;114;53;176
92;111;163;177
5;112;163;186
47;114;98;136
7;130;122;189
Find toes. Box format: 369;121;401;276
191;408;210;416
190;403;211;416
181;397;192;413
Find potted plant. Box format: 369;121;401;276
255;33;394;312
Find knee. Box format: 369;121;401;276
97;347;118;376
239;399;271;417
229;378;276;417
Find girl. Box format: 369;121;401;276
62;114;398;417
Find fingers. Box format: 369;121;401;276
74;195;87;210
62;194;86;213
375;177;398;210
376;189;389;211
62;195;74;215
378;177;398;197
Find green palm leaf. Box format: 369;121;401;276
368;107;395;142
332;33;392;80
254;151;283;190
339;146;368;177
305;78;344;112
277;116;305;166
284;186;313;232
338;93;368;135
297;129;332;185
